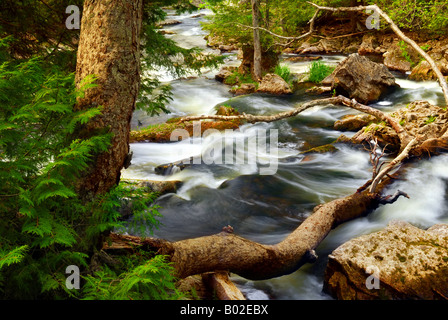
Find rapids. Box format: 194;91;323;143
121;9;448;300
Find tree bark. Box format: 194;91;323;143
75;0;143;198
251;0;262;81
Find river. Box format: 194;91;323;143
121;9;448;300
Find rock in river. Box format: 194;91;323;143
324;220;448;300
256;73;292;95
322;53;398;104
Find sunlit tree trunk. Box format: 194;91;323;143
74;0;143;199
251;0;262;81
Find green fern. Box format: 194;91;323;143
0;246;29;270
82;255;182;300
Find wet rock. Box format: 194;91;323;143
351;123;400;151
409;59;448;81
383;47;412;73
232;83;257;96
305;85;332;95
324;220;448;300
383;42;420;73
219;44;238;52
323;53;397;104
301;144;337;154
256;73;292;95
301;45;324;55
158;29;176;35
216;105;239;116
285;55;322;62
157;19;181;27
215;66;237;83
133;179;182;194
320;39;342;53
334;114;377;131
155;162;191;176
358;34;381;56
349;100;448;151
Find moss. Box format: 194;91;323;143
130;119;241;143
301;144;337;154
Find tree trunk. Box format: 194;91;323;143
251;0;262;81
74;0;143;199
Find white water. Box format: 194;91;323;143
122;9;448;300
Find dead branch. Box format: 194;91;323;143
369;137;418;193
377;190;409;205
235;8;320;46
179;95;410;142
307;2;448;106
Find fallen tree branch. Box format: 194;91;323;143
179;95;410;144
369;137;418;193
105;190;380;280
235;8;320;43
307;2;448;106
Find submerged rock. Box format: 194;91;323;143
322;53;397;104
256;73;292;95
324;220;448;300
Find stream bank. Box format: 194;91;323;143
122;9;448;300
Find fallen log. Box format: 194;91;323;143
104;188;405;280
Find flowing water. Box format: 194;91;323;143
121;9;448;300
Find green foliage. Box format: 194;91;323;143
0;55;174;299
82;254;183;300
307;60;334;83
425;115;437;124
367;0;448;33
0;0;83;68
224;70;258;86
274;64;292;84
398;40;414;65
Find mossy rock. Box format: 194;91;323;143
301;144;337;154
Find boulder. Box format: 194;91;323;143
383;41;420;73
334;114;377;131
383;46;412;73
256;73;292;95
232;83;257;96
215;66;237;83
156;19;181;27
358;34;381;56
350;100;448;150
322;53;397;104
324;221;448;300
409;60;437;81
409;59;448;81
